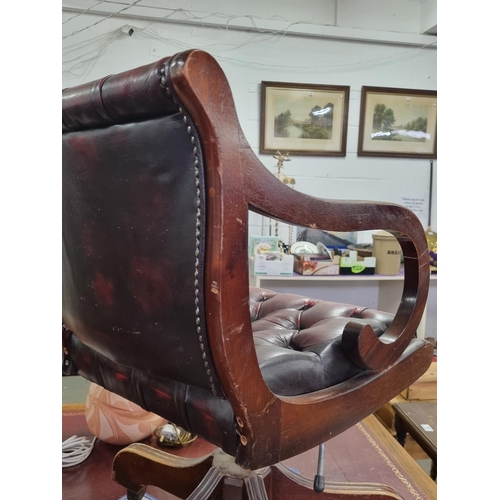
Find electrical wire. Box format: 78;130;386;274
62;435;97;468
63;1;105;25
62;23;435;79
61;3;436;78
63;29;122;76
63;28;119;53
63;0;143;40
138;26;436;69
62;3;436;53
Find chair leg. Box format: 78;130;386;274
126;486;147;500
113;443;215;499
185;467;224;499
222;477;246;500
271;464;404;499
113;444;405;500
430;461;437;482
245;474;271;500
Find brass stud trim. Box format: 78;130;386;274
160;61;216;397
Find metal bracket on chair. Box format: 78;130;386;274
212;449;270;479
313;443;326;493
186;450;271;500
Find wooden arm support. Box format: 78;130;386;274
239;140;430;371
168;48;429;375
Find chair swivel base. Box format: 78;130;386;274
113;443;404;500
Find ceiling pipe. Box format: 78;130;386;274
62;6;437;48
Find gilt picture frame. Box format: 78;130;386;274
259;81;350;156
358;86;437;159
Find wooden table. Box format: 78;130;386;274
393;401;437;481
63;404;437;500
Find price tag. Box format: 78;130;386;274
421;424;434;432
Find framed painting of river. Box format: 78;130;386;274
358;86;437;159
259;81;350;156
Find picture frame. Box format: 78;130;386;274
358;86;437;159
259;81;350;156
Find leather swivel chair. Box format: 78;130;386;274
62;49;433;500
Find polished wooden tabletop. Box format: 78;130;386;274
62;404;437;500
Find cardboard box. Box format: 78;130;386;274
400;361;437;401
250;254;294;276
293;253;340;276
339;250;376;275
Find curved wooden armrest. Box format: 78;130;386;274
240;140;430;371
169;48;428;373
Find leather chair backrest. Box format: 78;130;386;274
62;58;223;397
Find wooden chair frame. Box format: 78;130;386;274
166;50;431;471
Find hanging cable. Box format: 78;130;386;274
63;0;143;40
62;4;436;78
63;1;105;25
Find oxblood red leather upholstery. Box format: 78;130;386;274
250;288;394;396
63;56;224;398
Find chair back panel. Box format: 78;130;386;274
62;65;222;397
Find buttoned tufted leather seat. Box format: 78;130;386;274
62;49;433;499
250;288;394;396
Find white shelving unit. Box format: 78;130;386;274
249;271;437;339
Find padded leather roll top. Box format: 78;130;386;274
62;59;223;397
62;57;178;132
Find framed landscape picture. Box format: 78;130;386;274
358;86;437;159
259;81;350;156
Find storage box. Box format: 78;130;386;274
339;250;376;275
293;253;340;276
372;231;402;275
250;254;294;276
400;361;437;401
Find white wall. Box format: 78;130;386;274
63;0;437;242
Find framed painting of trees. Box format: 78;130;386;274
259;82;350;156
358;86;437;159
